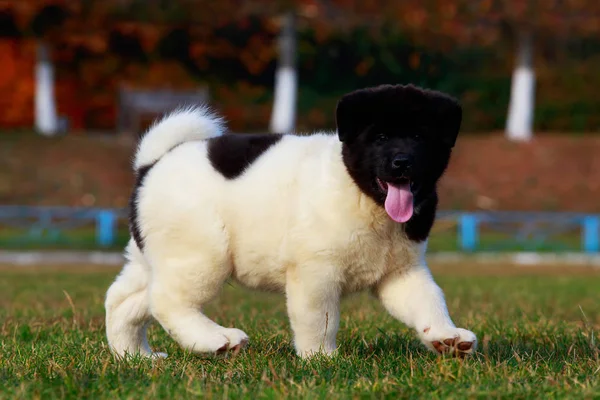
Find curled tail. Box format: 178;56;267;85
134;106;225;170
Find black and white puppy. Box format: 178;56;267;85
105;84;477;359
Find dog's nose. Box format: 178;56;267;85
391;155;411;171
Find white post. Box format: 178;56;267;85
506;31;535;142
35;41;59;136
269;11;297;134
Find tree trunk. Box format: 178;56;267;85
506;30;535;141
269;11;297;134
35;41;59;136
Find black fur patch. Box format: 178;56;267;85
207;134;283;179
405;192;438;242
129;163;155;250
336;84;461;243
336;84;462;148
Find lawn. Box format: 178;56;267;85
1;263;599;399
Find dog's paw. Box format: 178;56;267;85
294;341;338;359
111;349;169;360
296;348;338;359
219;328;249;354
183;330;231;355
420;327;477;357
181;328;248;356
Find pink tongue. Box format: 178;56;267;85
384;183;414;223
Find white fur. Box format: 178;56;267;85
106;109;477;359
133;106;225;169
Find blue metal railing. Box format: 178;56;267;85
0;206;599;252
0;206;127;248
436;211;600;253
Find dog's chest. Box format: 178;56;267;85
336;225;418;293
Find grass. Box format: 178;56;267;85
1;263;600;399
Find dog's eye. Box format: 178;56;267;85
377;133;388;142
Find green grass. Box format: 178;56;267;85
1;264;599;399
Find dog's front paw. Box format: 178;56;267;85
294;339;338;359
420;326;477;357
219;328;249;354
296;347;338;359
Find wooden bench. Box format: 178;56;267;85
117;86;209;136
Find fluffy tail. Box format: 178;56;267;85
134;106;225;170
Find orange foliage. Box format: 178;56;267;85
1;0;600;132
0;40;35;128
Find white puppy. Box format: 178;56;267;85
105;84;477;359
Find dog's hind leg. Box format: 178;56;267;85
148;249;249;355
105;240;165;358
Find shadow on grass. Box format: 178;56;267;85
338;330;599;365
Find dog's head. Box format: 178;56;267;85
336;84;461;223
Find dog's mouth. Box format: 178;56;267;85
376;178;414;223
376;178;412;193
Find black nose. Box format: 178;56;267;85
391;155;411;170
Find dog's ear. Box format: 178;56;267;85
337;85;462;146
335;88;379;143
427;90;462;148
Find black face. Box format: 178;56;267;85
336;84;461;210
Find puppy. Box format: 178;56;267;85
105;84;477;359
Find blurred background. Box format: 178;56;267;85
1;0;600;255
